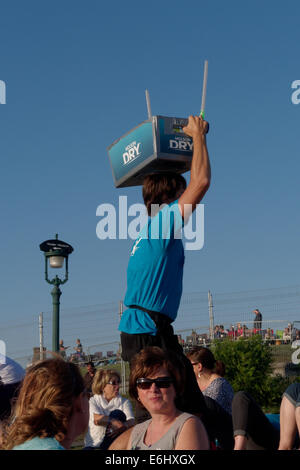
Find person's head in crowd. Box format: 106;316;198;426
129;346;185;412
0;355;25;423
2;358;89;450
86;361;96;376
92;369;121;402
142;173;187;216
187;346;226;378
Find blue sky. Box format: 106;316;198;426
0;1;299;361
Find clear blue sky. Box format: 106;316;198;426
0;1;299;360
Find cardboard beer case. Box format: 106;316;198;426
107;116;193;188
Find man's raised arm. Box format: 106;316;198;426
178;115;211;218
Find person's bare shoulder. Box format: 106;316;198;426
108;428;133;450
175;415;210;450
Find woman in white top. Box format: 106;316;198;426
84;369;134;449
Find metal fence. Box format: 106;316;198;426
1;285;299;374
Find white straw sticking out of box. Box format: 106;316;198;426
145;89;152;120
200;60;208;118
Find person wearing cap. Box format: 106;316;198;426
0;354;25;421
253;309;262;332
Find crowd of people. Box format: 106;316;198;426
1;115;299;451
1;346;300;451
213;309;263;340
213;316;296;345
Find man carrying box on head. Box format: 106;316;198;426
119;115;211;418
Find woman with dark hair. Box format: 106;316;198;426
1;358;89;450
187;347;234;416
185;346;234;450
109;347;209;450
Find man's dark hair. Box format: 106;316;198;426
142;173;186;216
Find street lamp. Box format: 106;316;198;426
39;234;74;353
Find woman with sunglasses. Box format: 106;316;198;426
110;347;209;450
186;347;234;416
83;369;134;450
185;347;235;449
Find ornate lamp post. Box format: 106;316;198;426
39;234;74;353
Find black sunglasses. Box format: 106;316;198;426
136;377;174;390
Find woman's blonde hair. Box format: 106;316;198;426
1;358;84;450
92;369;120;395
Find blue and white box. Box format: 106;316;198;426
107;116;193;188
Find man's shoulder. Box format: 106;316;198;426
148;200;184;235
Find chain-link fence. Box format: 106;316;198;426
1;285;300;376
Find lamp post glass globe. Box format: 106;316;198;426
49;256;64;269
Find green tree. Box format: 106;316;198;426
212;336;274;405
